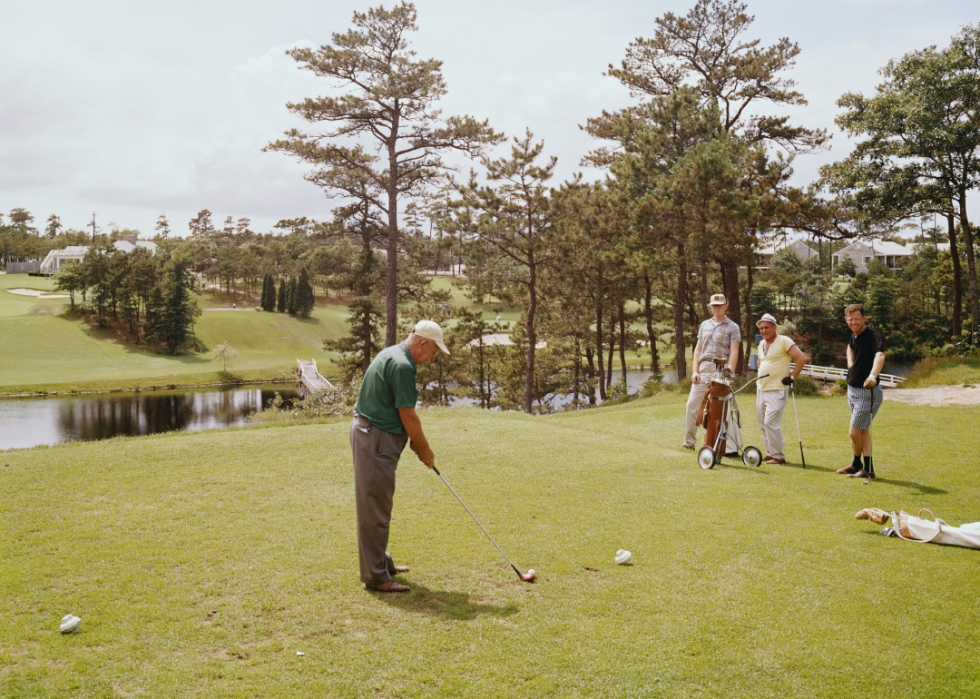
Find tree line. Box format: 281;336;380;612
5;1;978;408
261;0;980;412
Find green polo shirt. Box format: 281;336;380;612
354;343;418;434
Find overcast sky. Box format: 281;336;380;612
1;0;975;237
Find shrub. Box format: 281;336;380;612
829;379;848;396
604;377;632;404
638;374;672;397
793;375;820;396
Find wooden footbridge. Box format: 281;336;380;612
297;359;333;397
789;363;907;388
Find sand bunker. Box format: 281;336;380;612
7;288;70;299
884;385;980;407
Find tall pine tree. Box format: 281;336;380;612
158;256;200;355
296;268;315;318
277;278;287;313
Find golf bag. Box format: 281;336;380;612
891;509;980;549
696;378;740;451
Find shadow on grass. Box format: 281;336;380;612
866;477;947;494
371;580;520;621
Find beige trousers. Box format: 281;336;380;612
683;360;741;453
756;389;789;460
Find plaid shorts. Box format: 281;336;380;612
847;384;883;430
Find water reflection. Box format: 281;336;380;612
0;385;296;451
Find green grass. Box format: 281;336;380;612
2;394;977;697
902;356;980;387
0;274;348;394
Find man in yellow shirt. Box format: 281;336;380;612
755;314;807;464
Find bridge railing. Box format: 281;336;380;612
296;359;334;394
789;363;906;388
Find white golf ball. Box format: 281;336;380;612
526;569;535;576
60;614;80;633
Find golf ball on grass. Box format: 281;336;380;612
60;615;81;633
615;549;632;565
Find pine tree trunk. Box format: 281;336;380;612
523;255;536;413
675;242;688;380
596;296;606;399
721;258;744;372
585;348;597;405
957;190;978;342
947;212;962;337
744;263;754;375
385;121;399;348
643;271;660;377
618;298;627;380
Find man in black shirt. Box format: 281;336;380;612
836;304;886;479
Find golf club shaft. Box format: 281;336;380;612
432;467;522;576
791;385;806;468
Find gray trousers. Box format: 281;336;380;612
350;414;408;585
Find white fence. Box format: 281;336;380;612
792;363;906;388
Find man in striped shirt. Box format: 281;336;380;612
681;293;742;453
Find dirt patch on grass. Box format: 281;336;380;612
884;384;980;407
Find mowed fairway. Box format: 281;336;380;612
0;274;348;392
1;394;977;697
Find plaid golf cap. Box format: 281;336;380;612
412;320;450;355
708;293;727;306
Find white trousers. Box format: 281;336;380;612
756;389;789;460
683;360;741;452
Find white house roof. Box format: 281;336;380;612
755;239;818;256
113;239;157;253
834;239;912;256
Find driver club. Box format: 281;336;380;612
432;466;536;582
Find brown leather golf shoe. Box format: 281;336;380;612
765;457;786;464
366;580;410;593
836;464;860;475
848;469;875;479
388;565;410;574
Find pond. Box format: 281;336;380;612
0;384;297;451
0;360;912;450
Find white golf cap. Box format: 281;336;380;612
708;293;727;306
756;313;778;327
412;320;450;355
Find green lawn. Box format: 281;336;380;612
2;394;976;697
0;274;348;394
902;356;980;387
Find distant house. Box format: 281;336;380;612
40;235;158;274
832;239;911;275
755;239;819;268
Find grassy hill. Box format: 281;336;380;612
0;274;349;394
0;273;668;395
1;394;977;697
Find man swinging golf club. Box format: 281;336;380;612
755;313;807;465
350;320;449;593
837;304;886;480
682;293;742;454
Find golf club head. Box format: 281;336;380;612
519;569;536;582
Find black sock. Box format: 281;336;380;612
864;456;873;473
852;454;862;469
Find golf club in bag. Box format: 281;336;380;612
790;382;806;468
432;466;536;582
